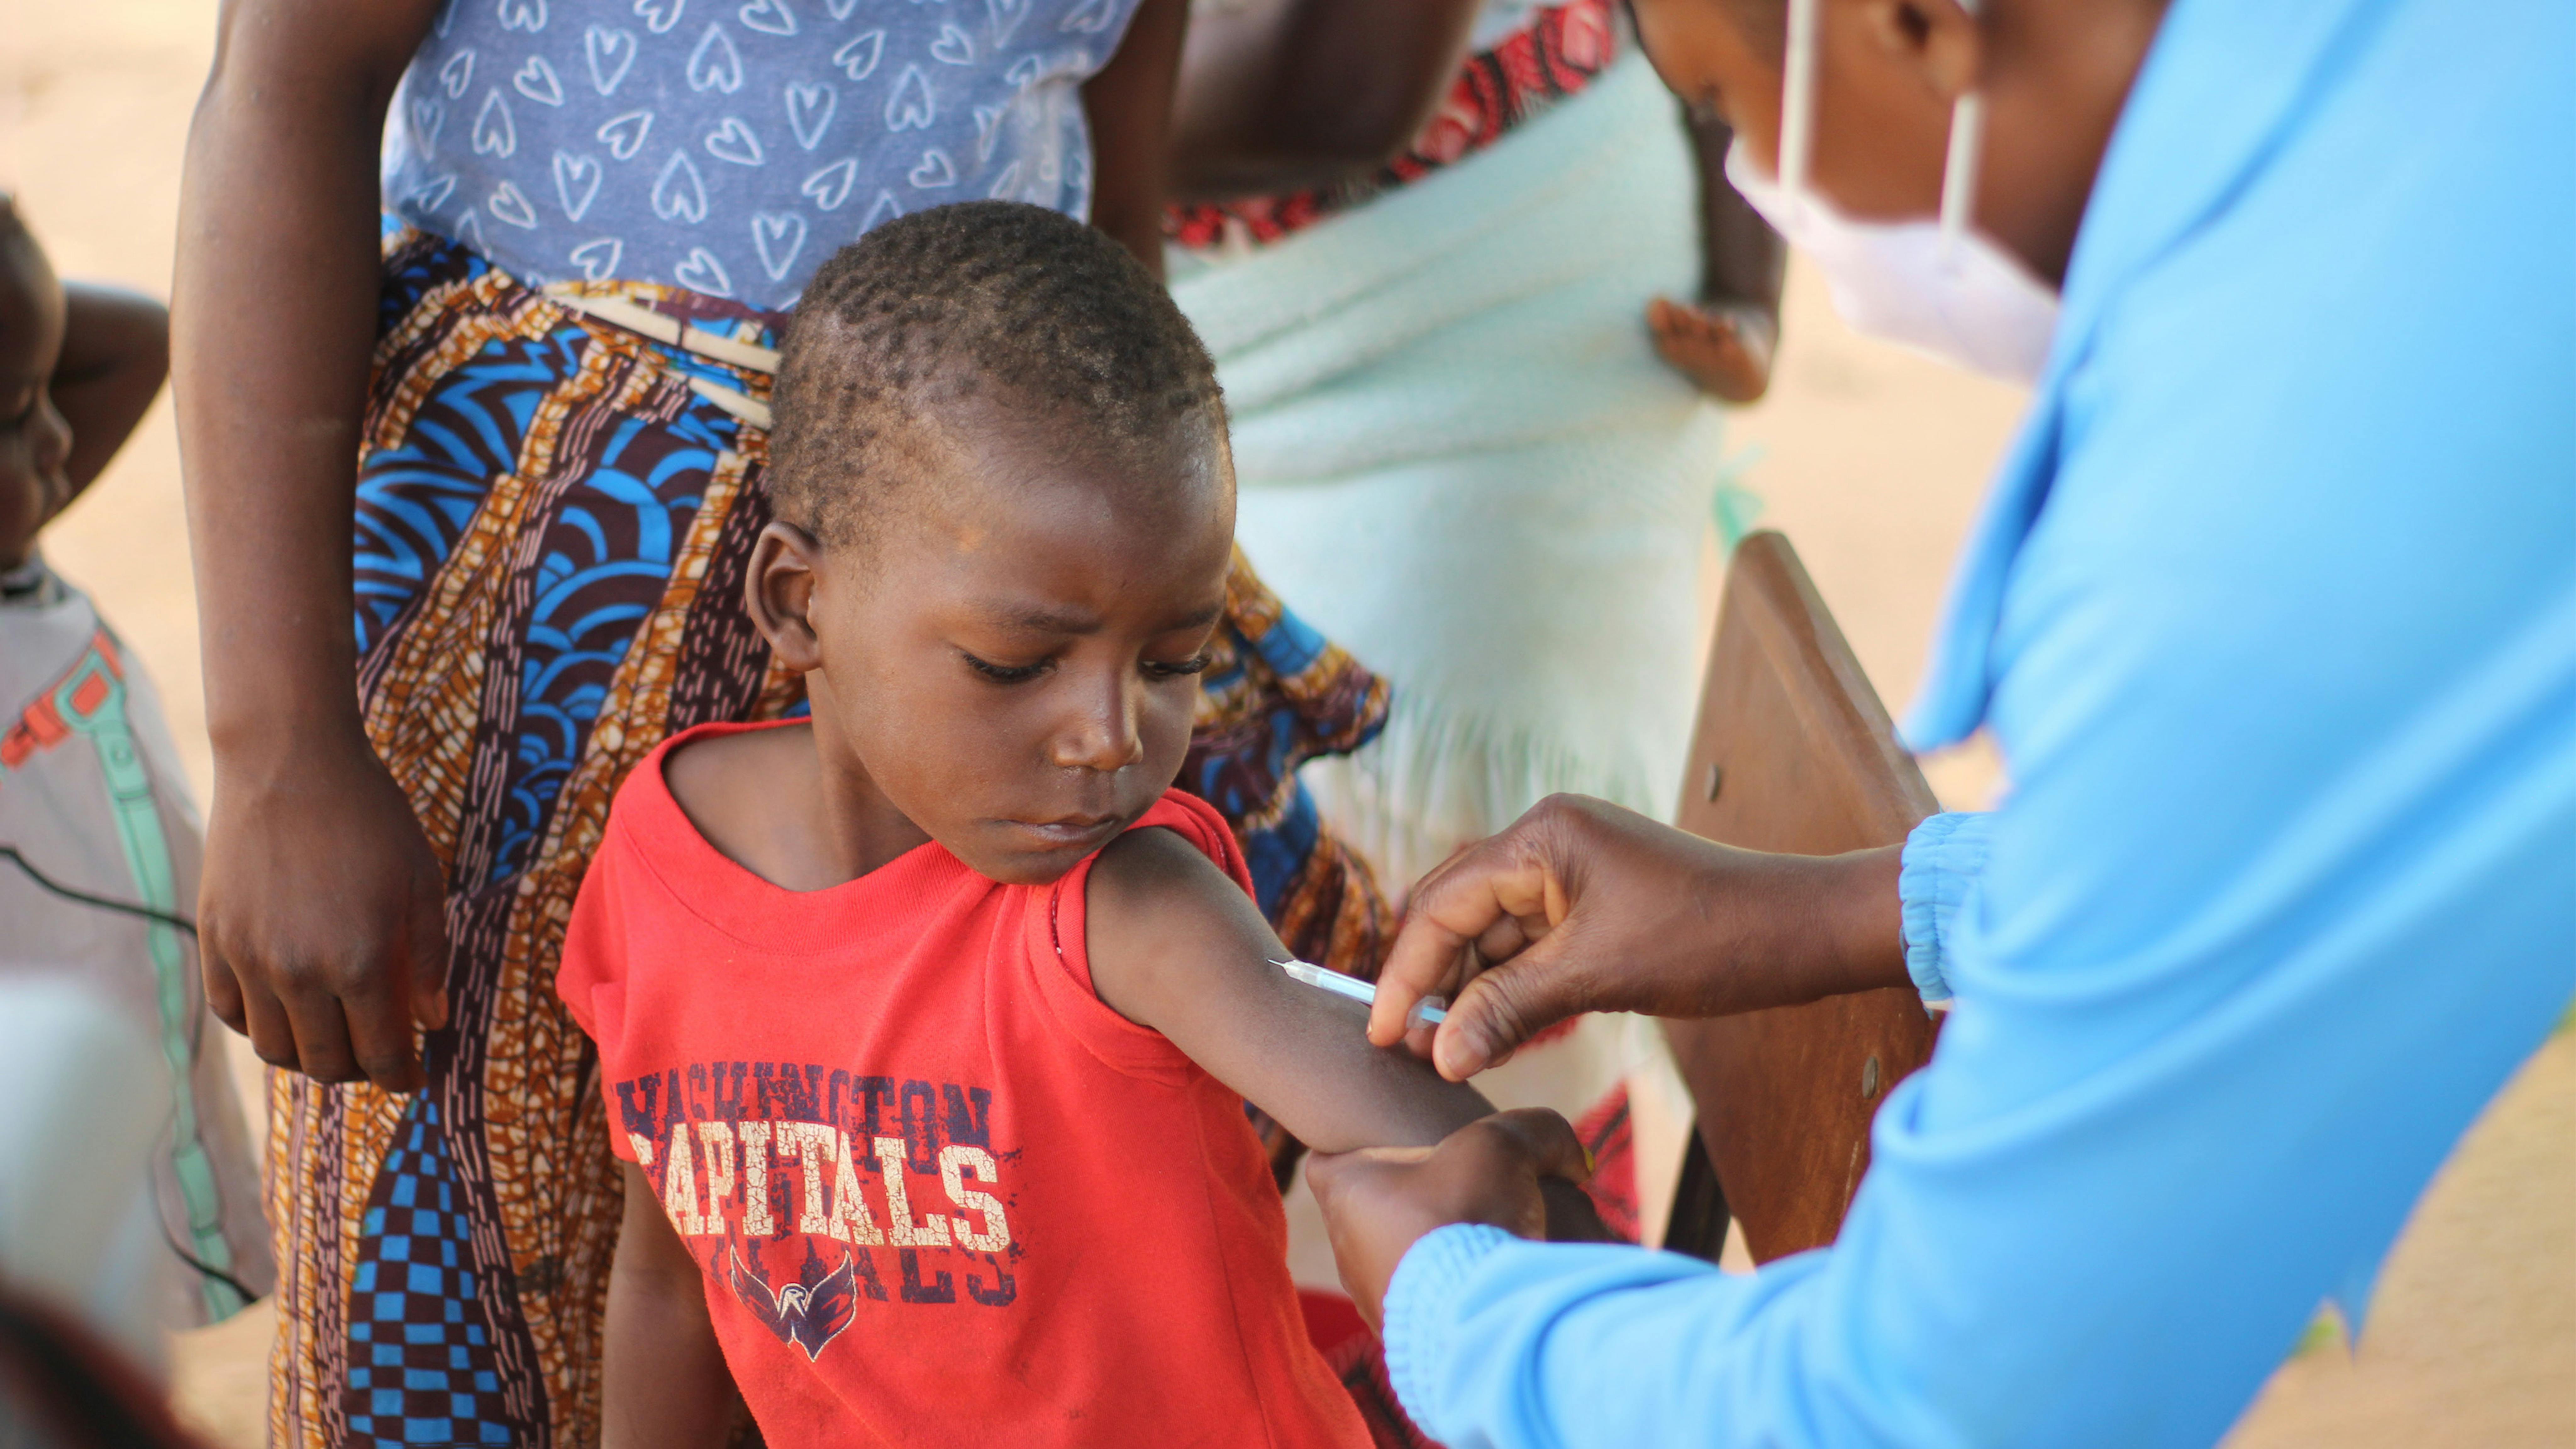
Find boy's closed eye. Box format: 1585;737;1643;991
955;645;1214;685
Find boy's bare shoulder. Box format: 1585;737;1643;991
1088;823;1244;916
661;724;817;873
1085;824;1270;1021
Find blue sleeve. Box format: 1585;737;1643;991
1897;812;1994;1005
1374;8;2576;1446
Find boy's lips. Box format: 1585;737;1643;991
1004;813;1122;847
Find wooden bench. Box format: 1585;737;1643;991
1658;531;1943;1264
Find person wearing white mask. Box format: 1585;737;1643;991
1295;0;2575;1446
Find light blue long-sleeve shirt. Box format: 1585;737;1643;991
1378;1;2576;1444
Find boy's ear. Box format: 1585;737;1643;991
746;519;828;672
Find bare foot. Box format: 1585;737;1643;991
1647;297;1776;404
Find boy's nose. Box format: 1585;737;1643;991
1049;671;1145;773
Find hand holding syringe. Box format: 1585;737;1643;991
1274;958;1449;1030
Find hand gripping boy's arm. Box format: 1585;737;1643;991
1084;828;1607;1239
603;1163;741;1449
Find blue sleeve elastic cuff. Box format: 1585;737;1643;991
1899;811;1996;1005
1382;1222;1518;1429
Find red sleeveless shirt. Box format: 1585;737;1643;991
558;722;1368;1447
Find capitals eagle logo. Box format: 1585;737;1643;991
726;1243;861;1361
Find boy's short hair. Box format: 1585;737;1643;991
770;201;1224;548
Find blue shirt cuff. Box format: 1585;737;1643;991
1382;1222;1518;1430
1899;811;1996;1005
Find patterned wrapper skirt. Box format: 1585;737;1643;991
266;225;1395;1449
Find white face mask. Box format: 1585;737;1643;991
1726;0;2060;385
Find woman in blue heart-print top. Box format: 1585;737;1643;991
171;3;1401;1446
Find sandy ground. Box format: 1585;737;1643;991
6;3;2569;1445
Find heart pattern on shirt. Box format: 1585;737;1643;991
907;148;955;188
688;24;745;92
971;102;1008;162
673;245;734;296
597;109;655;161
833;30;886;81
410;98;448;157
985;0;1029;46
704;116;766;165
515;55;566;105
569;236;624;280
489;180;541;229
585;26;640;93
739;0;799;36
751;210;808;279
801;158;859;210
885;65;935;130
473;90;518;157
653;149;710;222
389;0;1139;305
554;150;604;219
786;82;836;149
405;173;460;212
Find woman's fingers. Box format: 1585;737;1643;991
1306;1108;1590;1326
1430;928;1600;1080
236;971;300;1072
1372;817;1572;1047
201;935;249;1035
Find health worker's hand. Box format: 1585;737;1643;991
1368;794;1910;1080
198;726;451;1093
1304;1108;1592;1329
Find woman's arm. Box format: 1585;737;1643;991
1368;794;1907;1080
174;0;452;1092
52;284;168;496
1167;0;1483;202
602;1163;737;1449
1081;0;1192;276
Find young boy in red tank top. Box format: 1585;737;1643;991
556;202;1595;1448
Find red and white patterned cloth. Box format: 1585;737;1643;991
1168;0;1619;250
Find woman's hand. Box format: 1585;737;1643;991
198;725;450;1092
1367;794;1910;1080
1648;297;1777;403
1304;1108;1592;1328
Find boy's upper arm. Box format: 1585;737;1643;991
1085;828;1492;1153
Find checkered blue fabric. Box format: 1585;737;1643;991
345;1101;517;1446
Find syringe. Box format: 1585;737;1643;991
1274;958;1448;1029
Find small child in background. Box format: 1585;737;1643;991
558;201;1597;1448
0;195;273;1344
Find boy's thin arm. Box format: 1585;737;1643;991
603;1164;739;1449
52;284;167;495
1085;829;1494;1154
174;0;454;1093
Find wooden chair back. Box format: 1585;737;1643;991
1658;531;1943;1264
